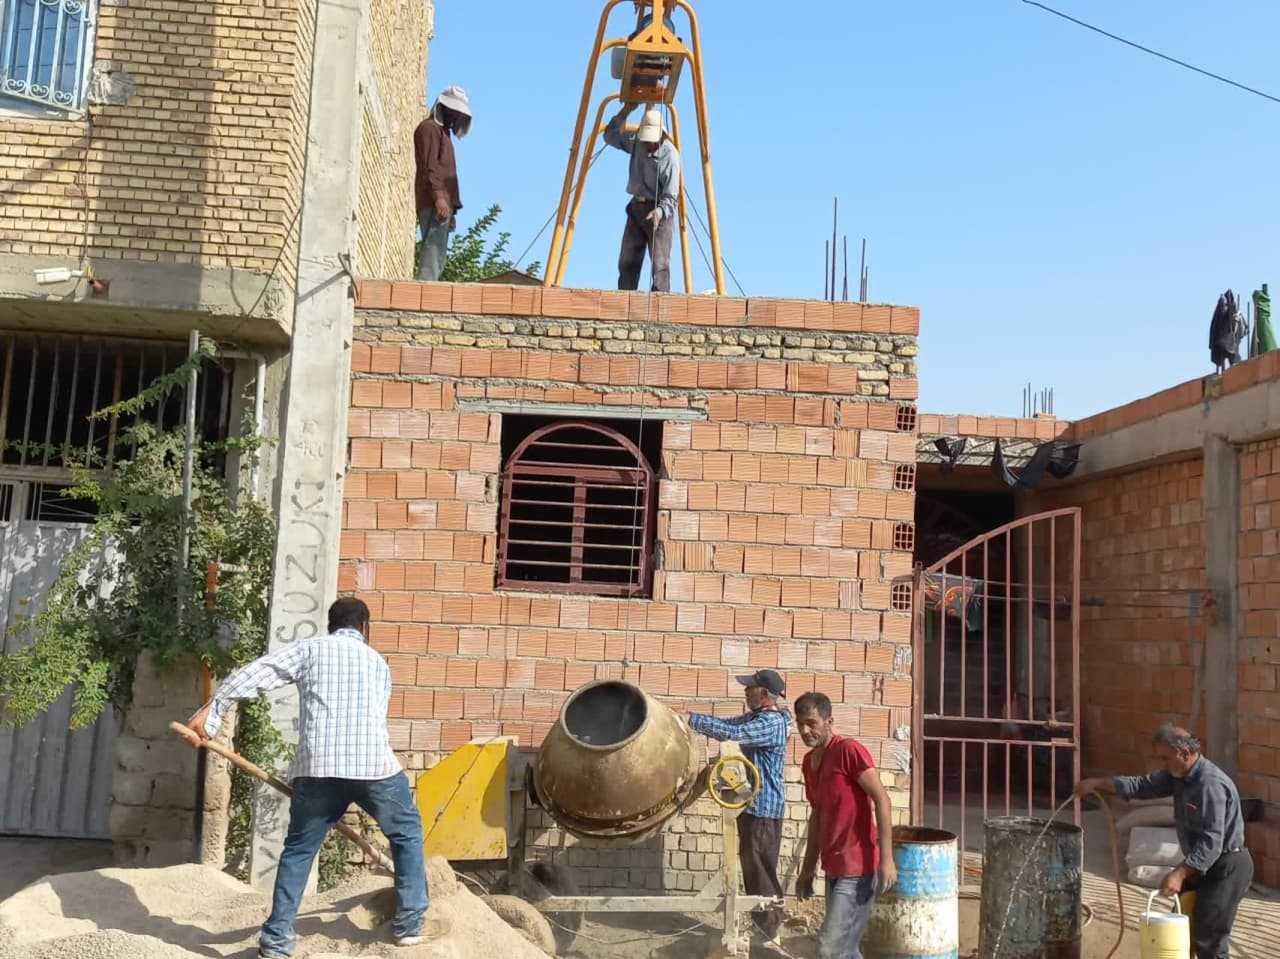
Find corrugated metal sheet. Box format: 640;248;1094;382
0;481;120;839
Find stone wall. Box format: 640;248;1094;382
345;281;920;891
110;654;233;867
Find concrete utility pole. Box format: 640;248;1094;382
249;0;368;890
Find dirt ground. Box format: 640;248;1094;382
562;881;1278;959
1;836;1275;959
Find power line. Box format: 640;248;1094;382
1021;0;1280;106
513;145;608;272
686;199;747;297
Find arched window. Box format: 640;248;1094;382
498;421;656;597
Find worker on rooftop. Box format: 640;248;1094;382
1076;724;1253;959
414;86;471;282
794;691;897;959
187;598;442;958
603;103;680;293
687;669;791;950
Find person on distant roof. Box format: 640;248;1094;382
414;86;471;282
603;103;680;293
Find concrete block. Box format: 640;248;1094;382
112;773;153;808
151;772;198;811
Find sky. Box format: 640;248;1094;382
424;1;1280;420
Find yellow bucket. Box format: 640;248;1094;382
1140;890;1190;959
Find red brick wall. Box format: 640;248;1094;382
1040;460;1206;777
344;283;920;890
1239;439;1280;823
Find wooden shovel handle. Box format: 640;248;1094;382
169;721;397;874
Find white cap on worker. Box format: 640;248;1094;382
636;108;664;144
434;85;472;138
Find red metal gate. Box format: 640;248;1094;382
911;508;1082;860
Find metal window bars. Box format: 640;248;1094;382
0;333;224;477
498;420;657;598
0;0;93;111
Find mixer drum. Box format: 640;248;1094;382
533;680;702;842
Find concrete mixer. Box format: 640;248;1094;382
413;679;781;957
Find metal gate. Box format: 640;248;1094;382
911;508;1082;859
0;479;120;838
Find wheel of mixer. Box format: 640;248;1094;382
708;754;761;810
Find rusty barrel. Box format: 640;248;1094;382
532;680;701;843
864;826;959;959
978;817;1083;959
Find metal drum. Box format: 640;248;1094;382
532;680;701;843
864;826;959;959
978;816;1084;959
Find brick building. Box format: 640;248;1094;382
915;356;1280;887
343;280;920;889
0;0;432;868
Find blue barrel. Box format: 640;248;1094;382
864;826;960;959
978;817;1083;959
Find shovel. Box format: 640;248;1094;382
169;721;396;873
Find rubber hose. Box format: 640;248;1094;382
1089;788;1126;959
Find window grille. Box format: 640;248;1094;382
498;420;656;598
0;333;230;471
1;0;94;111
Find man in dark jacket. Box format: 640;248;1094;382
1076;724;1253;959
413;86;471;281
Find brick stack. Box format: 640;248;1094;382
345;282;921;891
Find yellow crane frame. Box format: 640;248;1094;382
545;0;725;295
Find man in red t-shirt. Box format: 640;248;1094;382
795;691;896;959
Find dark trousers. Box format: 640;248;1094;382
738;813;784;940
618;198;673;293
1186;849;1254;959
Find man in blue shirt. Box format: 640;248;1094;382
603;103;680;293
688;669;792;947
1076;724;1252;959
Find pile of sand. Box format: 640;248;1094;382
0;858;551;959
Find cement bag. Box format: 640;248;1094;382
1126;826;1183;868
1127;864;1169;889
1116;803;1177;844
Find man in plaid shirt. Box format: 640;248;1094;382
688;669;792;948
187;598;435;957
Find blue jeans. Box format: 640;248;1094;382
260;773;428;956
416;209;451;281
817;876;876;959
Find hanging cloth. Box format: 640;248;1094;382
1255;286;1276;355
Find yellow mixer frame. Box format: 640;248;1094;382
545;0;726;294
416;736;772;956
